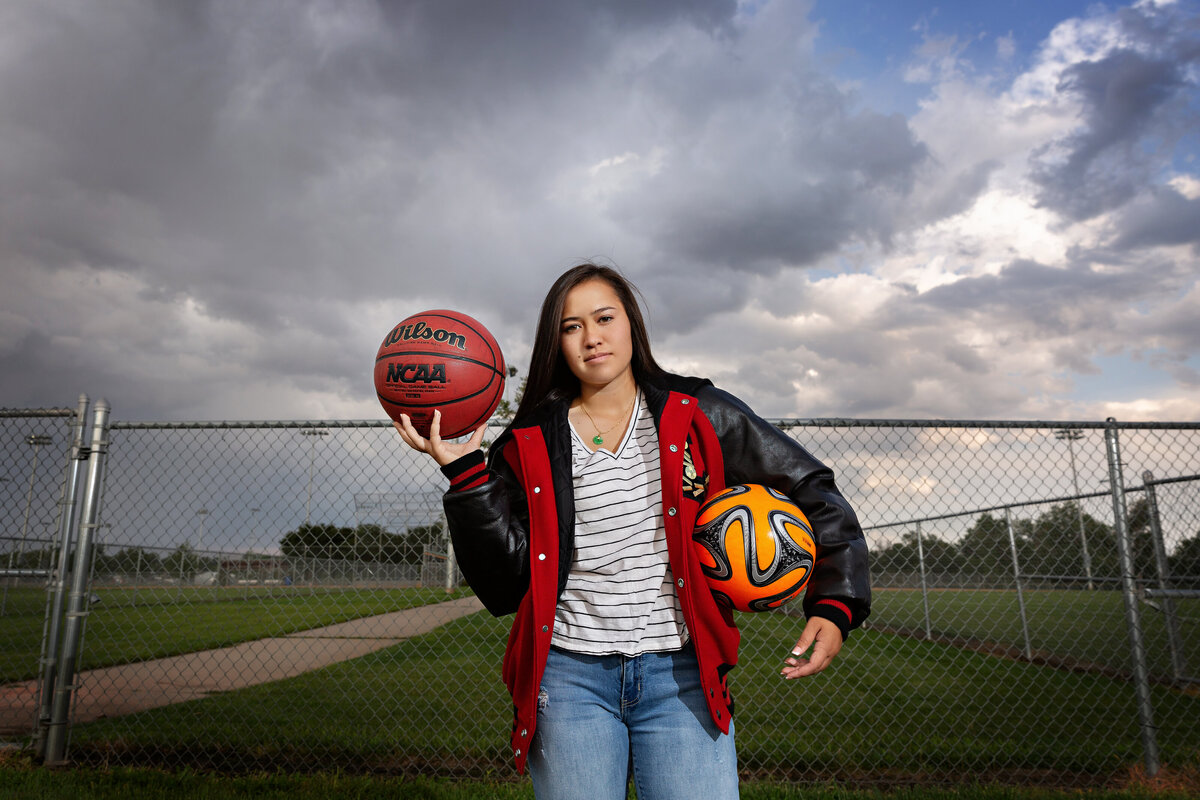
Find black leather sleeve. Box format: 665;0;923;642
696;386;871;631
442;439;531;617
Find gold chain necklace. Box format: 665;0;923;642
580;393;636;446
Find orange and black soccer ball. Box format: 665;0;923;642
691;484;816;612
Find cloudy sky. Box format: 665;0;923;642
2;0;1198;423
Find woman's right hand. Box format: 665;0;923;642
393;409;486;467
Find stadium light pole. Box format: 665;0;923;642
245;507;261;597
2;435;53;616
249;507;261;551
300;429;329;526
1054;428;1094;590
195;508;209;569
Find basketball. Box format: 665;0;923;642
374;310;506;439
691;484;816;612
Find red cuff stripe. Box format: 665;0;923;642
449;461;488;492
454;474;489;491
815;598;852;625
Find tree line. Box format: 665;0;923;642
871;500;1200;583
278;522;444;565
9;498;1196;585
6;520;444;580
5;543;222;580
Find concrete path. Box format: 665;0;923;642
0;595;484;738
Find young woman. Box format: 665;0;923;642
394;263;870;800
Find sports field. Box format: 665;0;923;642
3;585;1198;790
1;585;470;683
870;586;1199;678
47;593;1200;779
7;584;1192;684
0;757;1195;800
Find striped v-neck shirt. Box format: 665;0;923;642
552;391;688;656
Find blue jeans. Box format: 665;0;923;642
528;645;739;800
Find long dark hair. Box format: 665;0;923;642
515;263;664;421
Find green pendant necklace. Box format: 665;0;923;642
580;393;636;446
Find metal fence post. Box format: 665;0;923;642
1105;418;1159;778
42;399;110;766
1141;470;1185;682
914;521;932;639
443;511;456;594
34;394;90;761
1005;507;1033;660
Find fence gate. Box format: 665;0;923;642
1140;471;1200;686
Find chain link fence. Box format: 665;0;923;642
2;401;1198;786
0;408;77;620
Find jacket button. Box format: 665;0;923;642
681;399;690;405
542;625;549;632
533;486;541;494
667;507;677;516
669;444;678;452
515;749;522;758
521;729;528;737
677;578;684;588
538;553;545;561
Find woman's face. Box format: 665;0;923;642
559;278;635;392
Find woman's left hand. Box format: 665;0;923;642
780;617;844;679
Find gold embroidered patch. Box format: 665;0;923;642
681;440;709;500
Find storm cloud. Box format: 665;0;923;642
1;0;1197;422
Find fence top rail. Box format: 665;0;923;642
775;418;1200;430
103;417;1200;431
1017;573;1123;583
1142;472;1200;488
1144;588;1200;599
109;419;398;431
861;482;1166;531
862;468;1196;533
0;407;76;419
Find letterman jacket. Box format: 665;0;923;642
440;372;870;773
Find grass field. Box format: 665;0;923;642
1;757;1197;800
0;586;470;682
58;609;1200;783
870;587;1200;679
5;586;1199;788
7;585;1194;684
